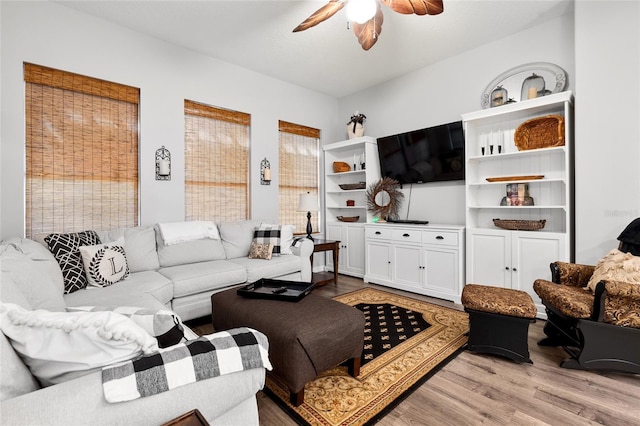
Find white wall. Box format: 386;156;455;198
338;15;575;225
0;1;339;239
574;0;640;264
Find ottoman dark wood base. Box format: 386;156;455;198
212;288;364;406
462;284;537;364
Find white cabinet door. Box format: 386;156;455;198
345;224;365;274
366;241;392;282
326;223;344;270
467;230;511;288
392;244;423;289
423;247;459;296
512;232;564;311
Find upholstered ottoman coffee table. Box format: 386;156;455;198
212;287;365;406
461;284;537;363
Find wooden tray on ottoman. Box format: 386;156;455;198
237;278;315;302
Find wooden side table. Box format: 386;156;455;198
310;239;340;286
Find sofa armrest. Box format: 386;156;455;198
551;261;595;287
290;238;314;282
1;367;265;425
600;280;640;328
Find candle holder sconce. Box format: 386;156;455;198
155;146;171;181
260;158;271;185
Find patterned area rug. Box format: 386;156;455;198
264;287;469;425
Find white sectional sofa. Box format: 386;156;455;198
0;220;313;425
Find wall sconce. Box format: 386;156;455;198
260;158;271;185
156;146;171;181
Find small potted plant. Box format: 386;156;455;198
347;111;366;139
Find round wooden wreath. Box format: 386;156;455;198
366;177;404;220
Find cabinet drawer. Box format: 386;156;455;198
422;230;458;247
366;227;392;240
392;229;422;243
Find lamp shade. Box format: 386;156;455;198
297;192;319;212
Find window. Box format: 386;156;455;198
278;120;320;233
184;100;250;222
24;63;139;238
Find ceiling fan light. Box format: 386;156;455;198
346;0;377;24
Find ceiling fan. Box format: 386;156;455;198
293;0;444;51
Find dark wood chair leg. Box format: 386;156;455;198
290;388;304;406
347;357;361;377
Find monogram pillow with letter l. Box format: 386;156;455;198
79;239;130;288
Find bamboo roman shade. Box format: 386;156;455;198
278;120;320;233
184;100;250;222
24;63;139;238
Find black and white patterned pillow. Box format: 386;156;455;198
45;230;101;294
79;241;130;288
253;225;282;256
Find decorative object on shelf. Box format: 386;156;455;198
337;216;360;222
366;177;404;220
514;114;565;151
346;199;355;206
333;161;351;173
480;62;567;108
490;85;508;107
155;146;171;181
339;182;366;190
293;0;444;51
347;111;366;139
260;158;271;185
503;183;534;206
486;175;544;182
521;73;545;100
298;192;319;240
493;219;546;231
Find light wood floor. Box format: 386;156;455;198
192;275;640;426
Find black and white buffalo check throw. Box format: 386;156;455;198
102;327;271;402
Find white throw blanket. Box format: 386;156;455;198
157;221;220;245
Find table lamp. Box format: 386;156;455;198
297;192;319;240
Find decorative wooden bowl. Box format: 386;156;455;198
339;182;366;190
337;216;360;222
493;219;546;231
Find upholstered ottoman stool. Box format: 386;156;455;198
212;288;364;406
461;284;537;363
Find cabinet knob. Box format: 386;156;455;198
513;268;517;272
403;233;410;237
505;266;509;270
388;261;391;264
375;231;381;235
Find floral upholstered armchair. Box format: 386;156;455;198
533;218;640;374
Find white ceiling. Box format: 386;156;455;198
56;0;573;98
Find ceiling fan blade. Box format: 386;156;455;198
353;5;384;50
293;0;345;32
382;0;444;16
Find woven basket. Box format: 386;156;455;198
337;216;360;222
339;182;366;190
333;161;351;173
514;114;565;151
493;219;546;231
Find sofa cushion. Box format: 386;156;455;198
0;239;66;311
586;249;640;292
219;220;261;259
155;228;226;267
229;255;303;283
156;221;220;245
0;303;158;387
80;240;130;288
248;242;274;260
533;279;594;318
98;226;160;273
64;271;173;309
262;223;296;255
45;230;101;294
1;332;40;401
253;225;282;256
160;260;247;298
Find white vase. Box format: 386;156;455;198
347;122;364;139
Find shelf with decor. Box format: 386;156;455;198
462;91;574;317
322;136;381;279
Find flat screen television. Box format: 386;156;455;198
376;121;465;184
